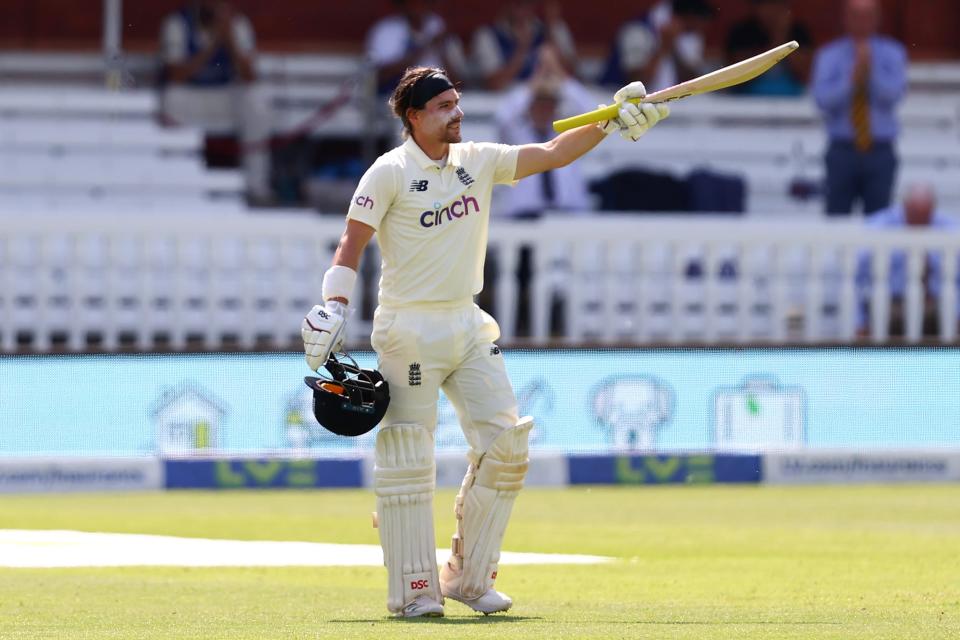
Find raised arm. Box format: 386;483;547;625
513;123;607;179
513;82;670;179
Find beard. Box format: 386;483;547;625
443;120;462;143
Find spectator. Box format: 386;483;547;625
494;47;593;219
484;47;595;336
366;0;468;94
812;0;907;216
160;0;273;205
601;0;713;92
855;184;958;338
472;1;578;91
725;0;813;96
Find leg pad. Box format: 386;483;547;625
443;417;533;600
374;423;442;612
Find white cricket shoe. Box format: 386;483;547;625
444;587;513;615
440;562;513;614
397;595;444;618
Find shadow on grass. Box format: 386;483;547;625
330;615;542;624
331;616;838;626
620;621;842;626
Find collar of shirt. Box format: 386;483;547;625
402;137;463;170
869;205;957;228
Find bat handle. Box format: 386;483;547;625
552;103;621;133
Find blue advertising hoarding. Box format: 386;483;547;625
164;458;364;489
1;348;959;457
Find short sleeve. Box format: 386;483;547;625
618;22;656;71
233;16;256;54
472;27;504;78
549;21;577;61
161;15;187;64
481;143;520;185
366;18;408;66
346;161;397;231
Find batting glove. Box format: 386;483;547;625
616;101;670;141
599;81;670;141
301;301;347;371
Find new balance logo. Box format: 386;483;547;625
489;345;501;356
409;179;429;192
456;167;475;187
408;363;422;386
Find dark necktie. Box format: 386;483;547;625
537;127;556;206
540;169;556;206
852;64;872;152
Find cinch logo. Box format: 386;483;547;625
410;579;430;590
420;195;479;228
354;195;373;209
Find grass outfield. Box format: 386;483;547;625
1;485;958;639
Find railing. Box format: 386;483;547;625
1;213;958;352
487;216;959;346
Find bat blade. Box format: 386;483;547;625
552;40;799;133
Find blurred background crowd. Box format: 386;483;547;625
2;0;959;351
5;0;953;212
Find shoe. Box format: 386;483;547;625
397;595;444;618
444;587;512;615
440;561;512;614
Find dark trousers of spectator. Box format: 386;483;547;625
479;245;566;339
861;296;940;338
825;141;897;216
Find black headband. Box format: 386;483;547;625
409;72;455;109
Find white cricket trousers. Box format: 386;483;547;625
371;300;519;453
160;84;272;200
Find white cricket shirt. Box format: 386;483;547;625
347;137;519;307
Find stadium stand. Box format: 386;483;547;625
3;16;960;352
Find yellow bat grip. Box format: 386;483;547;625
552;103;621;133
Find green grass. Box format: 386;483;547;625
1;485;959;639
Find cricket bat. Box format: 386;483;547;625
552;40;800;132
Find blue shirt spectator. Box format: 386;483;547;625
812;36;907;142
855;185;959;334
601;0;712;91
365;0;468;95
160;1;273;204
472;1;577;91
810;0;907;217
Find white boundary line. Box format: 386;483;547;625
0;530;613;568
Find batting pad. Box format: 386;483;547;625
445;417;533;600
373;423;443;612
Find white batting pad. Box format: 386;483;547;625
373;423;442;612
443;417;533;600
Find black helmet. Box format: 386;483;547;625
304;353;390;437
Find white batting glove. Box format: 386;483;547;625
599;80;671;141
616;102;670;141
598;81;646;135
614;80;648;104
301;301;347;371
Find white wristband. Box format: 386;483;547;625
322;265;357;303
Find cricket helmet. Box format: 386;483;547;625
304;352;390;437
